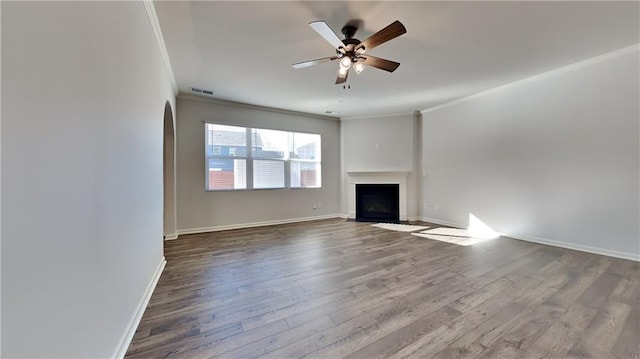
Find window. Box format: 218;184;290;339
205;123;321;191
290;132;321;188
206;124;247;190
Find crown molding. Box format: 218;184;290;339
340;110;417;121
142;1;178;95
177;93;340;121
421;44;640;115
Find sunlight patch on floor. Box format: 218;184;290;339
372;223;430;232
468;213;500;239
412;230;491;246
412;214;502;246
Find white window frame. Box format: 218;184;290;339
205;123;321;191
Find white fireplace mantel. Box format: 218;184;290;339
346;171;409;221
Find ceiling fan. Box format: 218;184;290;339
293;20;407;84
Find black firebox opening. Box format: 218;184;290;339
355;183;400;223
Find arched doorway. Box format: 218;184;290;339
163;101;177;239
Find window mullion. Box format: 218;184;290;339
205;155;210;190
284;159;291;189
284;133;291;189
246;127;253;189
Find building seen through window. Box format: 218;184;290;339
205;124;321;190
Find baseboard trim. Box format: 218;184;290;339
164;233;178;241
418;216;639;262
177;214;342;235
507;233;640;262
113;257;166;359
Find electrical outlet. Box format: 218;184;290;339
317;202;322;208
313;202;317;210
434;204;439;211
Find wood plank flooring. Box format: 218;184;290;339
125;218;639;358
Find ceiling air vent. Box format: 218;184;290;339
190;87;215;96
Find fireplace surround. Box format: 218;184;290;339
346;171;409;221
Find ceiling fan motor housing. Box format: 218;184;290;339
341;25;358;39
337;38;363;59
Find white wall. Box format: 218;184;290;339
163;104;178;239
2;2;175;357
421;47;639;259
175;96;340;232
341;113;420;219
342;114;415;172
0;2;3;354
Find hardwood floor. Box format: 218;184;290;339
125;218;639;358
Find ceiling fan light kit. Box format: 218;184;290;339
353;60;365;74
339;56;352;69
293;20;406;84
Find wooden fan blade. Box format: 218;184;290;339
292;56;338;69
362;55;400;72
309;21;346;51
357;20;406;52
335;69;349;84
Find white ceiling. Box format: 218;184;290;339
154;1;639;118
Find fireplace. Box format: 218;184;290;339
356;184;400;223
346;171;408;221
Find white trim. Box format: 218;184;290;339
340;110;416;121
418;217;639;262
164;233;178;241
421;44;640;114
142;1;178;95
178;94;339;121
177;214;341;235
0;3;3;355
112;257;167;359
346;171;411;176
346;172;410;221
507;233;640;262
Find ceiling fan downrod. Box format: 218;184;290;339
341;25;358;40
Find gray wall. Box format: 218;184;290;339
2;2;175;357
340;113;420;219
421;48;639;258
175;96;341;232
342;114;416;171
